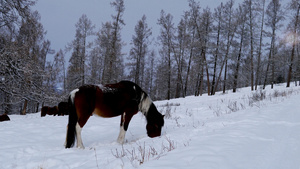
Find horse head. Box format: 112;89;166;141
146;112;164;138
137;89;165;138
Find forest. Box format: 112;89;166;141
0;0;300;115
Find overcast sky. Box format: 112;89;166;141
33;0;228;62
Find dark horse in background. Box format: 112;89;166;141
41;102;69;117
0;114;10;122
58;102;69;116
65;81;164;149
41;106;59;117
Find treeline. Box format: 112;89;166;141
1;0;300;114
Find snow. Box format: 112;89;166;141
1;84;300;169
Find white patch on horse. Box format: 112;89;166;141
139;93;152;116
122;112;126;124
117;112;126;144
117;126;126;144
97;84;105;90
133;85;136;90
70;89;79;103
76;122;85;149
97;84;117;93
64;125;68;147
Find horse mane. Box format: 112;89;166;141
115;81;153;117
138;91;152;116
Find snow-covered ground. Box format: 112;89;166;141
1;84;300;169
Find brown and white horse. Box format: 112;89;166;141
65;81;164;149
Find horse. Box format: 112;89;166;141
58;102;69;116
65;80;165;149
0;114;10;122
41;106;59;117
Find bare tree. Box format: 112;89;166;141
246;0;256;91
157;10;175;100
263;0;284;89
287;0;300;87
105;0;125;83
128;15;152;88
144;50;156;97
211;2;224;95
213;0;237;94
0;0;35;29
97;22;113;83
88;46;102;84
53;49;66;91
191;6;212;96
233;4;248;93
255;0;266;90
173;13;190;98
67;14;94;90
184;0;199;97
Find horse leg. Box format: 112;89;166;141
75;108;93;149
117;112;134;144
64;121;83;149
76;122;84;149
64;125;68;147
117;112;126;144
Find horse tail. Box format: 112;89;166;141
65;94;78;148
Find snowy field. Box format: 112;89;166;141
1;84;300;169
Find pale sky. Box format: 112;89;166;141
33;0;228;62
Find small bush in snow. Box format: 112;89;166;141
227;101;239;113
209;105;222;116
248;90;266;107
111;137;177;167
159;102;180;119
252;90;266;102
273;90;288;98
162;137;176;152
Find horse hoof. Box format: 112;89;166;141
117;139;124;144
77;145;85;149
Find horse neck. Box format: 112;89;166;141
144;103;160;123
138;92;152;116
138;91;162;122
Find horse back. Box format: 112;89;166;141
74;82;141;118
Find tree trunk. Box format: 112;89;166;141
263;29;275;89
287;4;300;87
36;102;39;113
167;47;171;100
211;19;220;95
184;32;195;96
199;65;204;96
203;51;210;96
223;58;228;93
255;0;265;90
21;99;28;115
233;26;244;93
249;0;254;91
214;2;236;95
